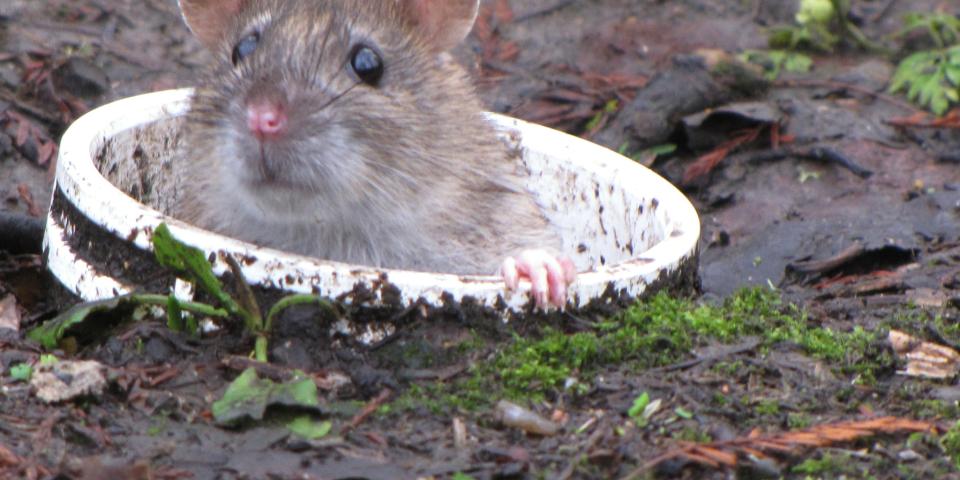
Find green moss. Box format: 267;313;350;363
493;330;600;397
391;288;888;412
787;412;812;429
792;451;858;475
754;399;781;416
942;420;960;469
912;399;960;420
673;426;712;443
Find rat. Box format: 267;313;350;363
174;0;575;307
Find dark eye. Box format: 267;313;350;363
350;45;384;86
232;32;260;66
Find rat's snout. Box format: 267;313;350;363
246;98;288;142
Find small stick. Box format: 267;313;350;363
341;388;394;434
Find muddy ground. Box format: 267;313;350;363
2;0;960;478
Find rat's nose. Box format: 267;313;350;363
246;101;288;141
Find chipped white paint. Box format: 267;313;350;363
45;89;700;311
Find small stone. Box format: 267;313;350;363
897;449;921;462
931;386;960;403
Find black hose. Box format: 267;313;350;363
0;211;44;254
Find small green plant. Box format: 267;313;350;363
213;367;330;438
890;12;960;115
754;399;781;416
9;363;32;382
585;99;618;132
769;0;878;53
27;223;336;362
942;420;960;469
628;392;660;428
792;451;855;475
673;426;711;443
739;49;813;81
787;412;812;429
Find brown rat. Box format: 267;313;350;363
174;0;574;306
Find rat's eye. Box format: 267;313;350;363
232;32;260;66
350;45;384;86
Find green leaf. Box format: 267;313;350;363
265;295;338;331
783;52;813;73
287;416;332;440
212;368;322;426
891;49;959;115
625;142;679;164
27;294;225;350
27;296;130;349
628;392;650;420
9;363;32;382
796;0;835;25
945;65;960;87
166;295;184;332
212;368;269;425
152;224;244;319
740;50;812;81
674;407;694;419
931;92;949;116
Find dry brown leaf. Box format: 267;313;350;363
683;126;763;184
0;295;20;332
889;329;960;379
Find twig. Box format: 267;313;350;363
776;79;920;113
867;0;897;23
514;0;578;23
788;242;865;275
221;355;298;383
646;337;762;374
745;145;873;178
558;426;605;480
341;388;394;435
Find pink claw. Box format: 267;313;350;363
500;250;576;309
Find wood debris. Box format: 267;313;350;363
637;416;942;475
889;329;960;379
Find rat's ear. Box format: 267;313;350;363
179;0;246;50
397;0;480;52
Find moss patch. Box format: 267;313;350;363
394;288;890;411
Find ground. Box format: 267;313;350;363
1;0;960;478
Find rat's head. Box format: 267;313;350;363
179;0;484;219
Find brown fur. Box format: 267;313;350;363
175;0;560;274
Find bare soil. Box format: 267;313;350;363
1;0;959;479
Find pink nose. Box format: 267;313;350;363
246;101;287;141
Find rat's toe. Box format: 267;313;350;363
500;256;520;291
503;249;576;309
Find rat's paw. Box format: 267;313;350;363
500;250;576;309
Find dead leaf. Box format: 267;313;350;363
683;126;764;183
0;295;20;332
31;359;107;403
889;330;960;379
